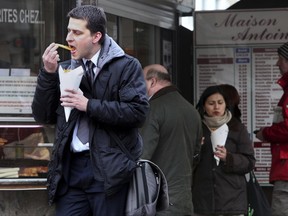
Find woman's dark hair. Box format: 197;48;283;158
218;84;242;122
196;85;227;118
68;5;106;44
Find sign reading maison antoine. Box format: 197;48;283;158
195;9;288;45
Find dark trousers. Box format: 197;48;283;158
55;151;128;216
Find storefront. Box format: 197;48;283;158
0;0;193;214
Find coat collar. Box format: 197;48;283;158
150;85;178;101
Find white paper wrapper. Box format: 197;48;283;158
211;123;229;165
59;65;84;122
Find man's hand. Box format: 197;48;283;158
60;89;89;112
42;43;60;73
255;127;265;141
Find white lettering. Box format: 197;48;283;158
0;9;18;23
0;8;42;24
19;9;40;24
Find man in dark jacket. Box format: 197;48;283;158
140;64;203;215
256;42;288;216
32;5;149;216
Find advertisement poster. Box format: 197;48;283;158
194;9;288;184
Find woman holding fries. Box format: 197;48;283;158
32;5;149;216
193;85;255;216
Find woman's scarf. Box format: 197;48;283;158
203;110;232;130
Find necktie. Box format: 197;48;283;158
77;113;89;144
86;60;95;86
76;60;95;144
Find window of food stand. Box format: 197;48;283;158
0;0;57;189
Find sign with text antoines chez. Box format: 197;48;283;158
194;9;288;185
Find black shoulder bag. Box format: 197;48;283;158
109;131;169;216
247;170;272;216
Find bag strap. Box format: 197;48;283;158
250;171;256;181
107;130;135;161
249;170;260;185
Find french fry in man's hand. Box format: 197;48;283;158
56;43;74;51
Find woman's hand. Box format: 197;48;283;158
214;145;227;162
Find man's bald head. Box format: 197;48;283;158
143;64;171;83
143;64;171;97
144;64;168;74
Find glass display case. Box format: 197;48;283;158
0;125;54;189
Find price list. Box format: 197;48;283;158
252;48;282;129
250;48;282;183
234;48;251;129
196;47;252;131
196;48;234;99
254;142;271;184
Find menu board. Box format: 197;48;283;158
0;76;37;115
194;9;288;184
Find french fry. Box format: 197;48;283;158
56;43;73;51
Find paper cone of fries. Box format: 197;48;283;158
59;65;84;122
211;123;229;165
